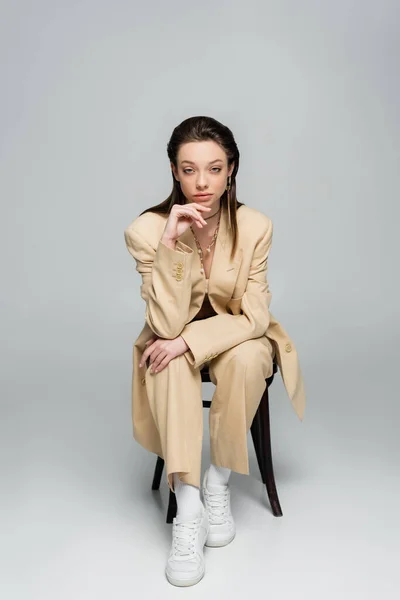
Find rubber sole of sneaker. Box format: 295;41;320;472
205;530;236;547
165;568;205;587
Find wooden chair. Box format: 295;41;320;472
151;359;282;523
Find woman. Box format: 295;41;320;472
124;116;306;587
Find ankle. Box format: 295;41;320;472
173;474;203;518
207;464;231;487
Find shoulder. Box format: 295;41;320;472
237;204;273;237
124;211;167;248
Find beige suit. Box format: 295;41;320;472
124;204;306;492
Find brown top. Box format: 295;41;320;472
191;279;217;321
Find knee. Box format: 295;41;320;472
227;339;270;365
224;339;273;378
145;352;201;383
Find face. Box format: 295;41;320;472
171;140;234;209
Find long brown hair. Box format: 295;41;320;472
139;115;245;260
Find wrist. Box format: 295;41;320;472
161;235;177;250
179;335;189;351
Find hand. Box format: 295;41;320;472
139;335;190;374
162;202;211;243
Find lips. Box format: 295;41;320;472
195;194;212;197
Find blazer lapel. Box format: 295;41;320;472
178;204;242;318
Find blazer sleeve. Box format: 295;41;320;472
124;225;195;338
180;217;273;369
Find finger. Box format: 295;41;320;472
191;205;211;224
139;347;151;367
150;355;160;372
152;354;171;373
140;338;159;366
174;202;210;212
186;204;209;222
150;349;168;372
180;205;208;227
176;203;209;222
192;203;212;212
139;351;147;367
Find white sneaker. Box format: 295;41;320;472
202;467;236;547
165;506;209;587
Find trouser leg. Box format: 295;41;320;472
207;336;274;476
144;353;203;493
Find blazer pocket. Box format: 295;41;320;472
226;296;243;315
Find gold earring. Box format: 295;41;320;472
226;176;232;227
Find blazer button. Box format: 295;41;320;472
285;343;292;353
141;377;146;384
177;262;183;268
176;274;183;281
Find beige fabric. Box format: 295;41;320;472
144;336;274;492
124;204;306;490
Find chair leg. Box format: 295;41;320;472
152;456;164;490
258;386;283;517
167;489;177;524
151;456;177;523
250;411;266;484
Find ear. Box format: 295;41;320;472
228;162;235;177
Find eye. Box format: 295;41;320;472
183;167;222;174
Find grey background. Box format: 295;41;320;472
1;0;399;598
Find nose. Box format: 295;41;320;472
196;174;209;189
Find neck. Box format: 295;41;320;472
204;204;221;220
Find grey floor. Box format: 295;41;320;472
2;333;399;599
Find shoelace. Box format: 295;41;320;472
204;488;229;525
171;518;200;559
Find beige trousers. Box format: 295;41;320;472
144;335;275;493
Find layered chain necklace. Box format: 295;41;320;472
190;206;221;276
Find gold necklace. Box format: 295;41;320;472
190;210;221;275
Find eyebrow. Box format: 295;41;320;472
181;159;224;165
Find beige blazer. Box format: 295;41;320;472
124;204;305;452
